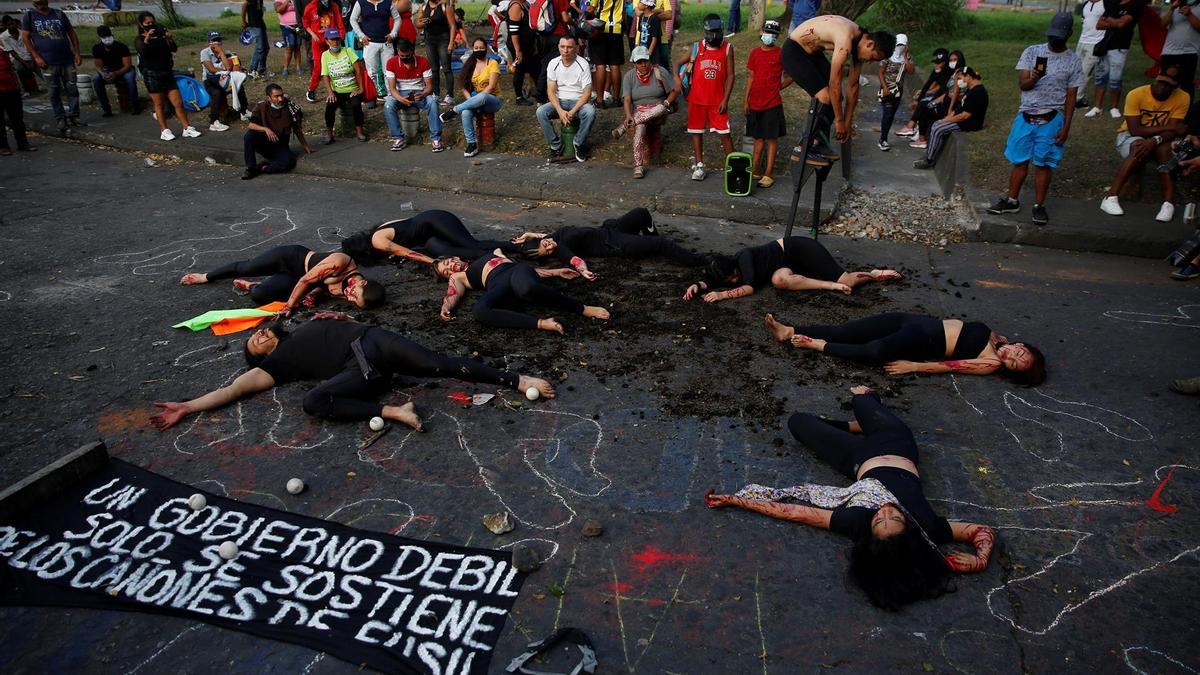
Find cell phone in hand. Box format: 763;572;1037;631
1035;55;1048;76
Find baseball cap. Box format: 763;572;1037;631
96;25;112;37
763;19;781;35
206;30;221;42
1158;63;1181;84
961;66;981;79
932;47;949;63
1046;11;1073;39
702;16;723;32
895;33;907;46
324;27;341;39
639;0;655;6
630;45;651;62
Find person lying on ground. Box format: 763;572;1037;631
682;236;900;302
436;250;610;334
179;245;385;311
764;311;1045;385
150;312;555;431
511;207;706;279
340;208;519;265
705;385;995;610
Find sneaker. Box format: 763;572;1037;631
439;109;458;123
431;139;445;153
241;166;260;180
896;126;917;137
758;175;774;188
574;141;589;162
690;163;705;181
633;165;645;178
182;126;202;138
260;70;275;78
612;124;627;140
160;128;176;141
322;130;334;145
209;120;230;132
1171;263;1200;280
986;196;1020;214
57;119;68;134
69;117;86;127
913;158;934;170
909;139;927;149
241;111;253;121
1031;203;1049;225
515;96;533;106
1109;107;1121;119
281;67;289;76
877;140;889;151
464;142;479;157
1084;106;1101;118
391;137;407;151
1156;201;1175;222
305;90;317;103
1100;195;1124;216
357;131;368;142
442;95;453;105
548;144;564;159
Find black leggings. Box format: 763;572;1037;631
473;264;586;330
384;209;516;259
915;97;948;139
302;327;519;420
605;230;707;266
787;392;919;478
205;244;311;304
796;312;946;364
325;91;364;129
601;207;656;235
780;236;845;282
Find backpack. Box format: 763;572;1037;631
677;41;699;98
529;0;557;33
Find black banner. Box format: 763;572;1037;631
0;459;524;674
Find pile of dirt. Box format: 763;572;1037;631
825;187;975;247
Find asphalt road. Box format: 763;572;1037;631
0;140;1197;674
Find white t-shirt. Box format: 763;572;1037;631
547;55;592;101
1079;0;1106;45
0;31;32;61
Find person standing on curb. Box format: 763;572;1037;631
0;46;34;153
350;0;401;105
985;12;1083;227
744;19;789;188
876;32;912;151
242;0;272;77
319;29;367;143
1160;0;1200;102
303;0;344;102
20;0;80;134
1075;0;1104;109
134;11;201;142
1085;0;1143;119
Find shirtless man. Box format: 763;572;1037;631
782;16;894;165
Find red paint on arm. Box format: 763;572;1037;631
570;256;585;269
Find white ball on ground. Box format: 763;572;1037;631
369;416;385;432
286;478;305;495
218;541;238;560
525;387;540;401
187;494;207;511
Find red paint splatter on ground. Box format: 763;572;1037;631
449;392;472;405
630;545;704;572
611;581;634;595
1146;468;1180;514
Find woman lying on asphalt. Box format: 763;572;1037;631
340;209;519;266
149;312;555;431
180;245;385;311
706;386;995;610
764;311;1045;385
682;236;900;302
435;251;610;334
511;208;707;280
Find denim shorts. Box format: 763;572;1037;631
280;24;300;48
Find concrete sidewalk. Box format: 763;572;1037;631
22;101;840;228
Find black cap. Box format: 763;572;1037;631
932;47;949;63
961;66;981;79
96;25;112;37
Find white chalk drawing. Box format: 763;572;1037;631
317;227;344;246
1104;304;1200;329
325;498;417;535
301;653;326;675
0;291;10;302
124;624;203;675
195;479;290;511
1123;646;1199;675
95;207;299;276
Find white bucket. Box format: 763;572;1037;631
76;72;94;104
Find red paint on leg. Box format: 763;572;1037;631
1145;468;1180;513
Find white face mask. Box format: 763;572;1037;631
957;78;967;88
760;34;776;46
102;36;114;45
948;60;958;69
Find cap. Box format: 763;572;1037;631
961;66;980;79
895;33;907;46
630;45;651;62
324;27;341;39
932;47;948;63
639;0;656;6
96;25;112;37
1046;11;1073;39
702;16;723;32
763;19;781;35
1158;63;1181;84
206;30;221;42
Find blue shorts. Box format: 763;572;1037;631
1003;112;1065;168
280;24;300;48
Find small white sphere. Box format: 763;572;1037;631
286;478;305;495
187;494;207;511
525;387;540;401
369;416;386;431
218;541;238;560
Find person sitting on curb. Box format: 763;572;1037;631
382;37;444;152
319;28;367;143
439;38;503;158
1099;65;1190;222
150;312;557;433
614;45;677;178
199;31;250;132
536;35;595;161
91;25;137;117
679;14;735;181
913;66;987;170
243;83;313;179
895;47;950;141
743;19;790;188
908;49;964;150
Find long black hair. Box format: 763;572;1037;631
457;38;490;93
848;525;953;611
997;342;1046;387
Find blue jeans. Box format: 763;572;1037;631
727;0;740;33
536;99;595;149
248;26;269;73
44;63;79;121
454;92;503;144
92;70;137;113
384;90;442;141
790;0;820;30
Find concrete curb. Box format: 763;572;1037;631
0;441;109;522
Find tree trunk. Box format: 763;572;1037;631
157;0;187;28
748;0;766;32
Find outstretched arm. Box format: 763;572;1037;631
440;271;468;321
946;522;995;573
284;256;349;310
883;358;1001;376
150;368;276;430
706;491;832;529
702;285;754;303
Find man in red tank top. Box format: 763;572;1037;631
680;14;736;181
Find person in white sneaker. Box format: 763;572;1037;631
1089;0;1145;119
199;31;249;131
1101;66;1190;221
1076;0;1105;110
133;12;201;141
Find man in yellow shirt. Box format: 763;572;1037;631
1100;65;1190;221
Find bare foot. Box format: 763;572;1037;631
232;279;256;295
790;334;822;350
871;269;902;280
180;273;207;285
830;283;852;295
764;313;795;342
583;306;610;321
538;318;565;335
517;375;556;399
385;402;423;431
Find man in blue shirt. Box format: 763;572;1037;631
20;0;81;133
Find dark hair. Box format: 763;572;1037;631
702;254;738;287
998;342;1046;387
340;229;386;265
430;258;453;281
265;82;283;96
848;525;953;611
244;341;267;369
856;30;895;63
394;37;414;53
137;11;156;24
949;50;966;68
558;34;578;45
454;7;465;18
517;238;546;257
360;279;386;308
457;38;490;92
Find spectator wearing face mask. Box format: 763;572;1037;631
679;14;735;181
439;37;503;157
908;49;964;149
91;25;137;117
199;31;250;131
876;32;912;151
303;0;344;102
243;82;312;178
913;66;987;170
1086;0;1144;119
319;29;367;143
1160;0;1200;102
743;19;789;187
382;37;443;152
895;47;950;141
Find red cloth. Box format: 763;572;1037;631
211;302;288;335
0;51;18;93
397;9;416;43
1139;7;1168;76
551;0;570;36
303;2;345;36
687;41;732;107
746;46;783;111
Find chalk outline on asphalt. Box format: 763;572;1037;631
1103;303;1200;328
1122;645;1199;674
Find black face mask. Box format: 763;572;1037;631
1047;37;1067;51
400;55;414;64
473;49;486;59
704;32;722;47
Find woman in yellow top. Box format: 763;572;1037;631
438;37;503;157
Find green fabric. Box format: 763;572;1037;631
173;308;277;332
